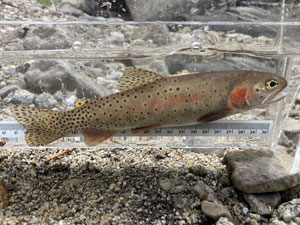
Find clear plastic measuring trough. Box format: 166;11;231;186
0;1;300;172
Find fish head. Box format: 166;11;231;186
228;71;287;110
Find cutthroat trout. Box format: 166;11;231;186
10;67;287;146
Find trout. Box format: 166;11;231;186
10;67;287;146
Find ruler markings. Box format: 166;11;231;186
0;120;272;138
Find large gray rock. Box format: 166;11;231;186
243;192;281;216
24;60;111;99
23;26;71;50
225;149;300;193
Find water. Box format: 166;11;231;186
0;18;299;171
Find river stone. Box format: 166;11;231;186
130;24;171;46
11;89;35;105
23;26;71;50
243;192;281;216
201;200;232;221
125;0;207;21
192;181;216;201
24;60;111;98
34;93;58;109
0;85;19;99
284;118;300;134
224;149;300;193
159;178;187;193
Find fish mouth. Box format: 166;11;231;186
260;86;287;106
266;91;287;104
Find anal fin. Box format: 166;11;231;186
82;130;114;146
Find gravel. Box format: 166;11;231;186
0;147;242;224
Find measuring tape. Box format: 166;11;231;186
0;120;273;138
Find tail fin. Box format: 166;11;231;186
10;104;66;146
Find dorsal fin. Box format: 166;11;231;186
74;99;88;108
117;67;163;91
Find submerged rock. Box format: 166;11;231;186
34;93;58;109
24;60;111;99
125;0;207;21
285;119;300;134
23;26;71;50
11;89;35;105
225;149;300;193
243;192;281;216
0;85;19;99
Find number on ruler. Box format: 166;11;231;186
179;129;185;134
166;129;173;134
226;129;232;134
214;129;221;134
155;129;161;134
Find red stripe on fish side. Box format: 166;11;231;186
153;93;205;109
230;88;247;108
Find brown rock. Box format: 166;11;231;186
224;149;300;193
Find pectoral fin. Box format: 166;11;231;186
132;124;160;133
197;110;233;122
82;130;114;146
118;67;163;91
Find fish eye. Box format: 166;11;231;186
266;79;279;91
